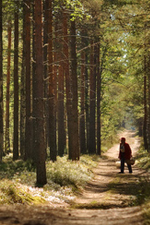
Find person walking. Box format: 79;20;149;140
118;137;132;173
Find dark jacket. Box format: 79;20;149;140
119;142;132;160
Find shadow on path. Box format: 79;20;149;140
0;130;145;225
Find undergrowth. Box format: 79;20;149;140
135;147;150;224
0;154;99;205
136;148;150;171
46;155;97;189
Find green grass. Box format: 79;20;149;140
46;155;98;188
0;154;99;205
136;148;150;171
0;179;46;205
135;147;150;224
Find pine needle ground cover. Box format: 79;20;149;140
0;155;98;205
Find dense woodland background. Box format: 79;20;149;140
0;0;149;185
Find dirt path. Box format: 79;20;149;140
0;131;145;225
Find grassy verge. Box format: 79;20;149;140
135;147;150;224
0;154;99;205
136;148;150;171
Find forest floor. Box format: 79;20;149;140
0;130;147;225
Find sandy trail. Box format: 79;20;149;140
0;130;145;225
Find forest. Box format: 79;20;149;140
0;0;149;188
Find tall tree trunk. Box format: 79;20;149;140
34;0;47;185
89;40;96;154
48;0;57;161
32;0;36;163
57;56;65;157
5;23;11;154
24;0;32;160
96;41;101;155
147;52;150;152
43;0;49;151
70;19;79;160
0;0;3;162
58;12;65;157
13;6;19;160
53;35;58;150
85;53;89;152
53;19;58;154
20;50;26;158
80;49;86;154
143;52;148;150
63;11;72;157
20;2;26;159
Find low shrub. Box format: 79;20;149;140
46;155;98;190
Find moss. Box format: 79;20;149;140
0;180;46;205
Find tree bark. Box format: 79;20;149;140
43;0;49;152
70;19;79;160
89;40;96;154
85;53;89;152
0;0;3;162
96;40;101;155
5;22;11;154
147;52;150;151
24;0;32;160
63;11;72;158
58;11;66;157
80;49;86;154
13;6;19;160
34;0;47;185
143;52;148;150
20;2;26;159
48;0;57;162
32;0;36;163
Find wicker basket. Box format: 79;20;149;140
125;158;135;165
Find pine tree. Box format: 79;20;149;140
34;0;47;185
13;2;19;160
0;0;3;162
5;22;11;154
